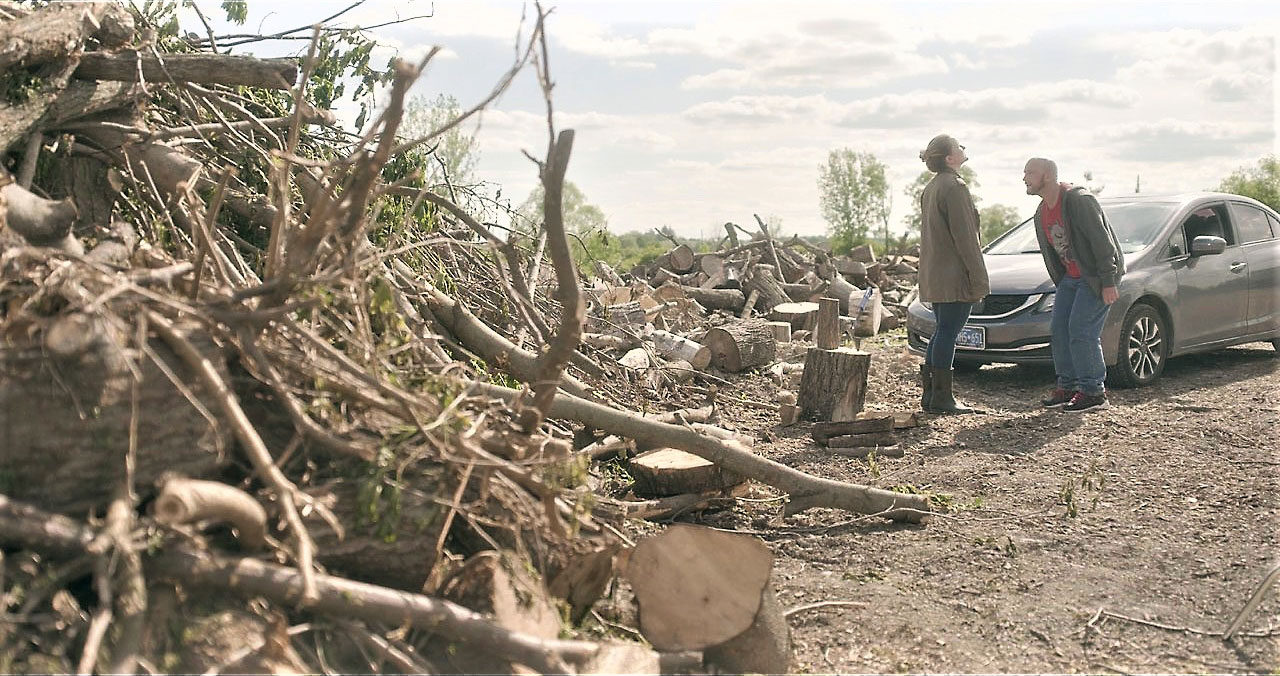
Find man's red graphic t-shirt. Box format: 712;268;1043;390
1040;188;1081;278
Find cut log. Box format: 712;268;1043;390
835;256;867;278
619;347;651;370
624;524;789;674
656;359;697;385
745;264;789;313
778;404;799;426
766;321;791;343
852;287;884;337
628;448;744;498
677;285;744;312
781;281;817;302
815;297;841;350
848;243;876;263
768;301;819;332
827;273;862;314
663;244;696;273
582;332;635;351
698;253;724;278
704;319;776;372
650;329;711;370
812;414;894;444
738;288;759;318
857;410;920;429
826;432;897;449
589;300;646;335
797;347;870;422
74;52;299;90
716;265;742;290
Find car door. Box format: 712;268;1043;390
1170;202;1250;347
1228;201;1280;335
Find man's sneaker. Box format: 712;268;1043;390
1041;388;1075;408
1063;391;1109;412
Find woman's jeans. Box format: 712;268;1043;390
1050;276;1111;395
927;302;974;369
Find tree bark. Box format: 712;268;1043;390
798;347;870;422
678;285;744;312
74;52;299;89
649;329;710;370
704;319;776;372
0;2;133;71
745;264;789;313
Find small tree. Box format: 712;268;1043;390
818;149;890;254
400;93;480;187
902;166;979;234
1217;155;1280;212
978;204;1023;245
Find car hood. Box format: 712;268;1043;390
981;251;1145;295
982;254;1054;294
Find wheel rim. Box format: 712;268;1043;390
1126;315;1164;380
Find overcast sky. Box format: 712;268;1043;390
193;1;1278;239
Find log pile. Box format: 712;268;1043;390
0;4;934;675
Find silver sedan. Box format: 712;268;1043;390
906;191;1280;386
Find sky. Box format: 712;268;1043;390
186;1;1279;239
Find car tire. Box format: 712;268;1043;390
1109;303;1168;388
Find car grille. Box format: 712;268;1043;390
972;294;1031;318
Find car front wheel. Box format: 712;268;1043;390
1110;303;1168;388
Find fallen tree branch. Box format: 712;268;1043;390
74;52;299;89
0;494;605;675
145;311;320;603
470;382;931;522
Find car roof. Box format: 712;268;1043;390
1098;191;1275;213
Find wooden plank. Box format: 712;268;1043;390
812;415;894;444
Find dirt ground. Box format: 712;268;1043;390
693;331;1279;674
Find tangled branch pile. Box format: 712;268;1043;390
0;3;929;673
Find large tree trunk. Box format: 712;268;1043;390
0;313;229;514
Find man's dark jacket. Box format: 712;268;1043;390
1032;186;1125;297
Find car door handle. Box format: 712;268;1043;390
1230;261;1247;273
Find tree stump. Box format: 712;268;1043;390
797;347;870;421
704;319;776;372
768;301;819;332
628;448;744;497
624;523;790;675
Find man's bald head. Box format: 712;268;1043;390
1023;157;1059;197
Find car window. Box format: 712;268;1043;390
1181;204;1235;246
984;218;1040;254
1162;228;1186;259
1103;202;1178;253
1270;212;1280;239
1229;202;1275;244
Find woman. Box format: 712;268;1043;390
917;134;989;414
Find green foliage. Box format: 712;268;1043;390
902;166;980;234
818;149;891;255
401;93;480;187
309;30;396;129
519;181;608;236
220;0;248;24
978;204;1023;245
1217;155;1280;212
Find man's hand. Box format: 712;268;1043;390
1101;286;1119;305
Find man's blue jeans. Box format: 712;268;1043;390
1050;276;1111;395
927;302;973;369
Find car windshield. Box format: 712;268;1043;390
985;201;1179;255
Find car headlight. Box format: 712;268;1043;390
1033;292;1055;313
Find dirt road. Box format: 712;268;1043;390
705;336;1278;673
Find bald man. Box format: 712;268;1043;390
1023;158;1125;413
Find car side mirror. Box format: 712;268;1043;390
1190;235;1226;256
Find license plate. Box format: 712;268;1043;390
956;325;986;350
